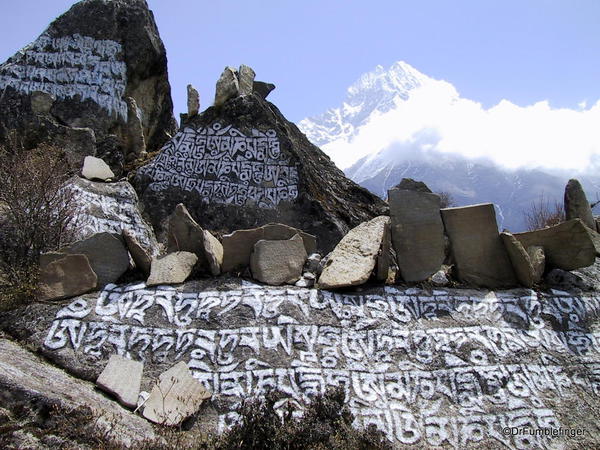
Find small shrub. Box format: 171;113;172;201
523;193;565;231
437;191;456;208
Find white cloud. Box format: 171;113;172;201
323;78;600;173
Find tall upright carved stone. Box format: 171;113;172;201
136;83;386;253
564;179;595;229
0;0;176;167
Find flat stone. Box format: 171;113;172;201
375;219;394;282
81;156;115;181
146;252;198;287
38;254;97;301
167;203;209;270
441;203;517;288
62;232;129;287
214;66;239;106
143;361;211;426
238;65;256;96
501;232;536;288
187;84;200;116
514;219;596;271
96;354;143;409
250;234;307;285
253;81;275;100
222;223;316;273
318;216;388;289
389;189;445;282
202;230;223;276
564;179;595;229
123;229;152;275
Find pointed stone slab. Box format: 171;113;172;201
389;189;445;282
513;219;596;271
501;232;537;288
123;229;152;276
564;179;595;229
38;254;97;301
202;230;223;276
146;252;198;287
96;355;143;409
318;216;388;289
214;66;239;106
143;361;211;426
441;203;517;288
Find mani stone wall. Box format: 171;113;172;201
9;279;600;448
0;0;176;161
135;95;387;253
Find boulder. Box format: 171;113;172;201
441;203;517;288
38;254;97;301
96;355;143;409
0;0;176;164
501;232;538;288
564;179;595;229
222;223;316;273
81;156;114;181
250;234;307;285
59;232;130;288
214;67;240;106
143;361;211;426
202;230;223;276
146;252;198;287
527;245;546;283
187;84;200;117
123;230;152;276
238;64;256;96
389;188;445;282
135;85;386;254
513;219;596;271
253;81;276;100
318;216;388;289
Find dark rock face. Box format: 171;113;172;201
135;94;387;253
0;0;176;167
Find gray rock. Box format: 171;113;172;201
96;354;143;409
389;189;445;282
501;232;537;288
202;230;223;276
545;268;592;291
214;66;239;106
295;276;315;288
253;81;276;100
146;252;198;287
375;218;396;282
514;219;596;271
393;178;432;193
167;203;210;271
441;203;517;288
123;229;152;276
187;84;200;117
318;216;388;289
304;253;322;275
30;91;54;115
250;234;307;285
564;179;595;229
61;232;130;287
238;65;256;96
527;245;546;283
143;361;211;426
430;269;450;287
125;97;146;161
81;156;114;181
222;223;316;273
38;254;97;301
0;338;157;447
596;217;600;233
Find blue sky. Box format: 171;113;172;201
1;0;599;124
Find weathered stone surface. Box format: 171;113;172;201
318;216;388;289
123;229;151;275
430;268;450;287
214;66;239;106
143;361;210;426
81;155;115;181
238;64;256;96
30;91;54;115
514;219;596;271
0;338;157;447
135;93;386;254
65;176;158;256
222;223;316;273
61;232;129;287
146;252;198;287
202;230;223;276
38;254;97;301
527;245;546;284
124;96;146;160
501;232;537;288
564;178;595;229
375;218;394;282
393;177;432;193
389;189;445;282
0;0;176;164
545;268;592;291
96;354;143;409
596;217;600;234
187;84;200;117
441;203;517;288
303;253;322;275
253;80;275;100
250;234;307;285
